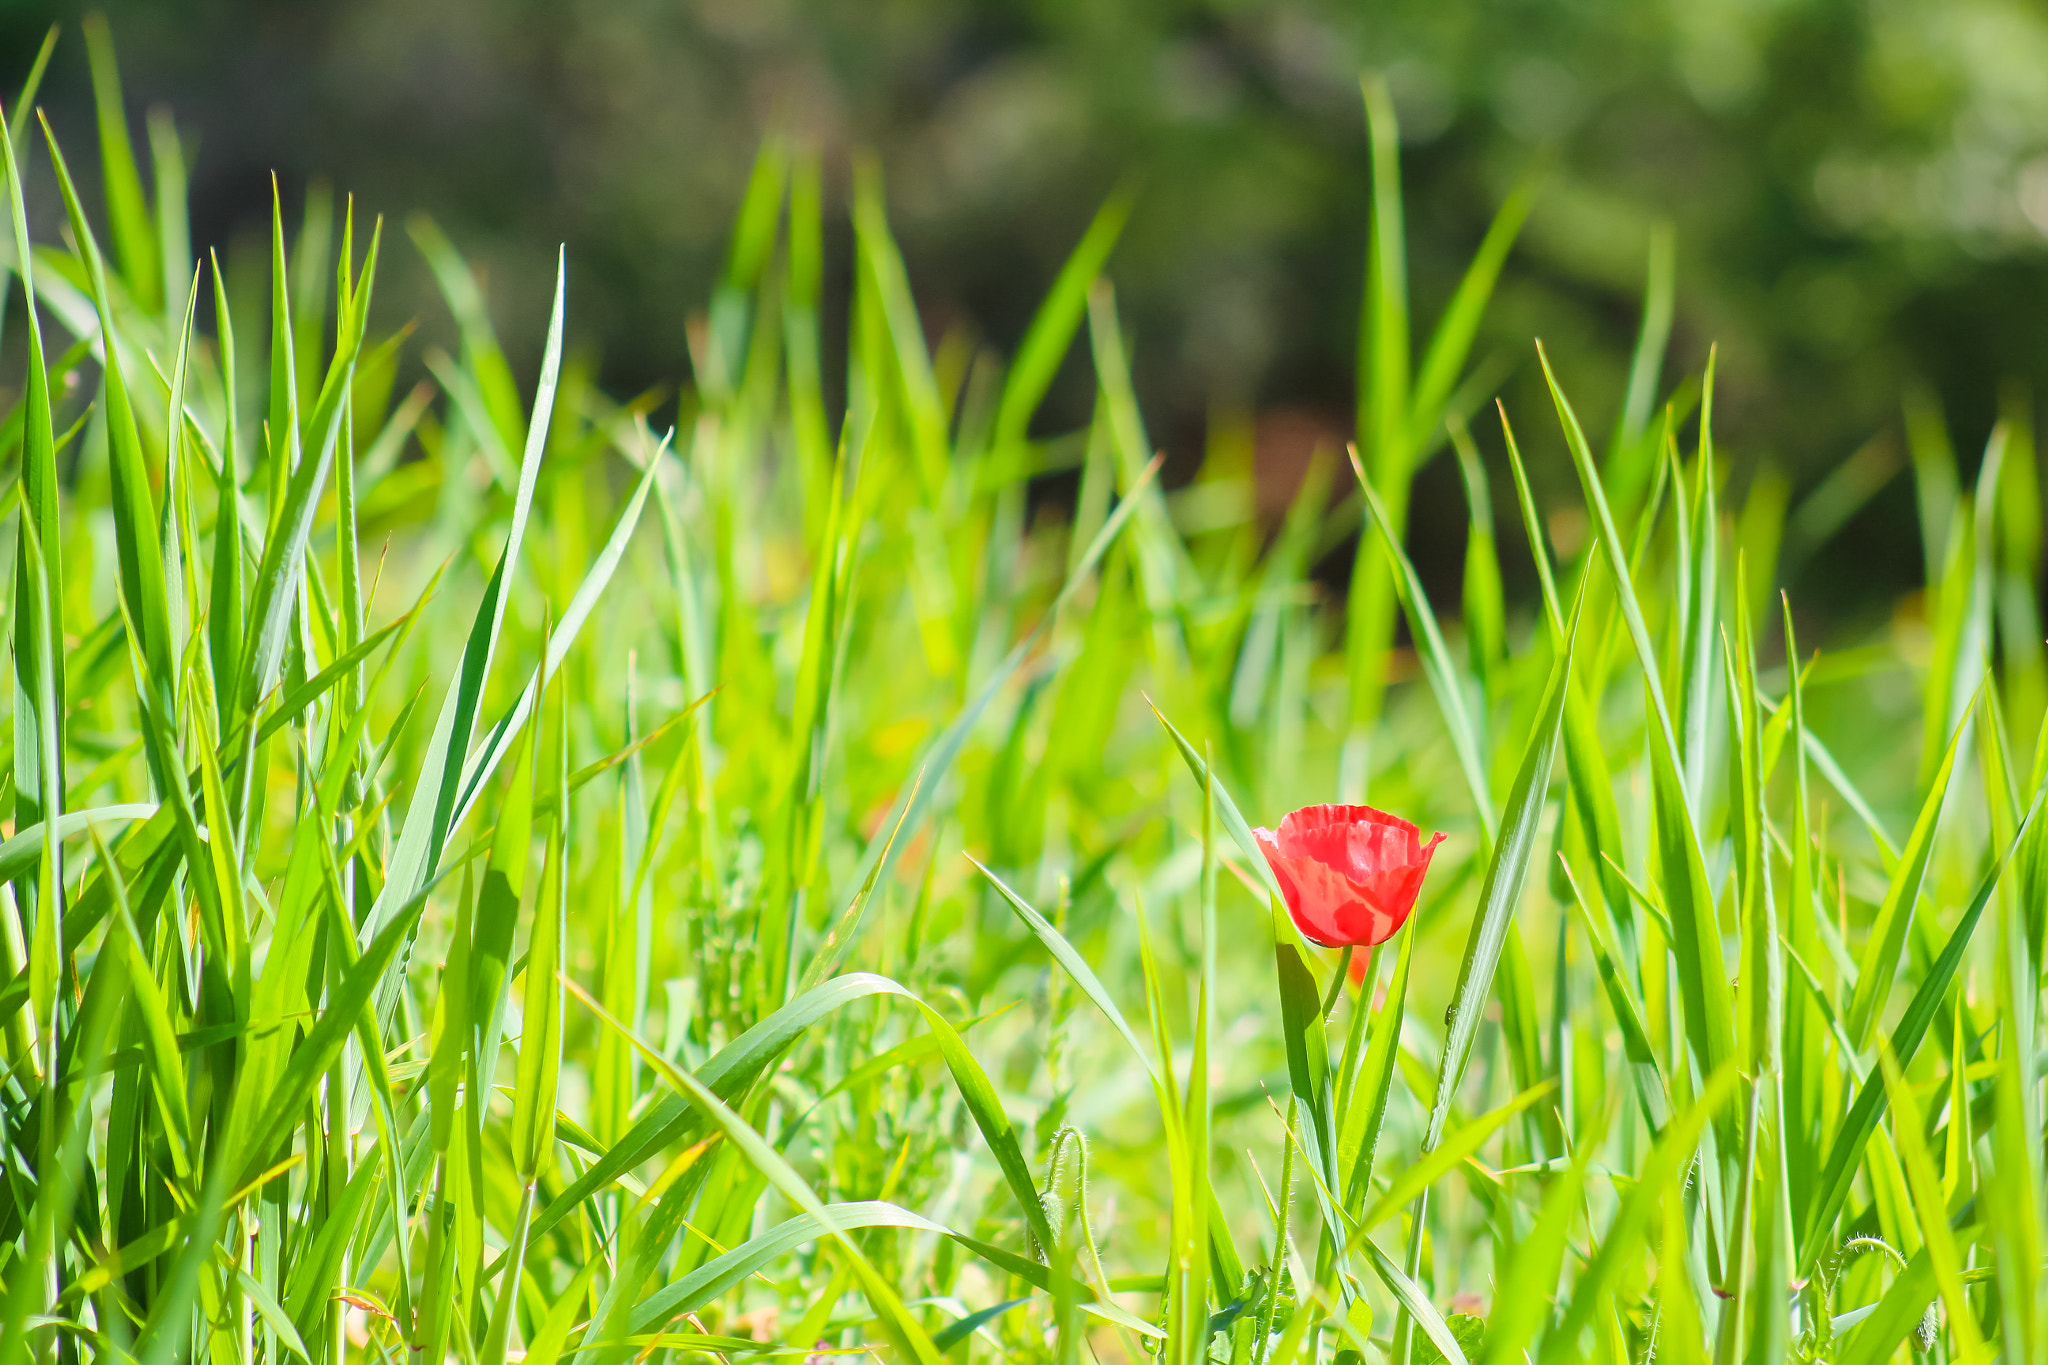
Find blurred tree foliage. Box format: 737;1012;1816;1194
14;0;2048;622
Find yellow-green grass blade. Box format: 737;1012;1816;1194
235;216;380;726
563;976;947;1365
1086;283;1192;676
1354;448;1494;840
1836;1244;1941;1365
1346;75;1410;749
1450;416;1505;687
1133;894;1203;1365
851;164;948;497
1845;692;1970;1049
784;146;832;526
370;248;565;947
1800;775;2041;1269
90;823;192;1184
1148;701;1285;905
1675;354;1717;812
510;665;568;1181
1359;1236;1467;1365
990;189;1132;458
1541;343;1735;1082
1540;1066;1741;1365
1337;919;1417;1212
1609;221;1675;484
1182;753;1218;1349
41;116;176;697
82;15;159;313
1421;577;1580;1155
2;92;64;847
451;430;667;832
410;214;527;455
1476;1103;1605;1365
4;28;55;154
1272;933;1342;1264
625;1201;1157;1340
1357;1080;1555;1234
1874;1045;1988;1362
1408;176;1535;453
820;452;1157;948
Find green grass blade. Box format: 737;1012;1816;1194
1359;1237;1466;1365
1874;1045;1988;1362
510;660;567;1181
823;454;1157;940
1409;175;1535;450
42;116;175;691
1420;581;1579;1153
1359;1080;1555;1233
563;977;947;1365
1836;1247;1939;1365
1337;922;1417;1211
1801;781;2040;1268
82;15;160;313
372;249;564;937
1844;695;1970;1049
1476;1107;1603;1365
1354;447;1494;838
1541;1066;1740;1364
1609;222;1675;483
991;189;1132;456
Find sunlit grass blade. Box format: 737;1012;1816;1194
563;976;947;1365
370;248;565;949
1540;1066;1740;1364
825;453;1157;942
1337;921;1417;1212
991;189;1132;457
1354;448;1493;836
1801;774;2041;1268
1874;1045;1987;1362
1358;1080;1555;1233
82;14;159;313
1541;343;1735;1081
1844;692;1969;1048
1609;221;1675;482
1420;579;1580;1152
1409;177;1535;451
1476;1105;1605;1365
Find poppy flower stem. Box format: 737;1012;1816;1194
1321;947;1353;1017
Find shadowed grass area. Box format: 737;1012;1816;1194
0;25;2037;1365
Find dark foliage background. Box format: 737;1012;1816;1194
14;0;2048;631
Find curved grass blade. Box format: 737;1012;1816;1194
1844;696;1971;1049
534;970;1048;1250
1874;1045;1988;1363
1422;580;1580;1152
1338;920;1416;1211
991;189;1132;456
1800;783;2039;1270
1539;1066;1740;1365
1359;1080;1556;1233
561;978;945;1365
1359;1237;1467;1365
370;248;565;945
1541;343;1735;1079
1409;175;1536;451
823;453;1158;949
1476;1106;1605;1365
1353;447;1494;839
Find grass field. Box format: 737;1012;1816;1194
0;21;2040;1365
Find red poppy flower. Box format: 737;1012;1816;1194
1253;804;1445;953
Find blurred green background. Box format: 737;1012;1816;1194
14;0;2048;633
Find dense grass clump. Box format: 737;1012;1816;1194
0;22;2039;1365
